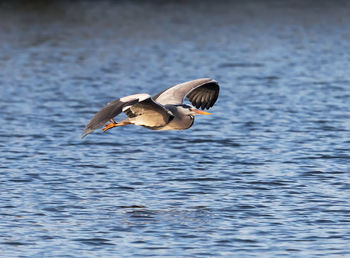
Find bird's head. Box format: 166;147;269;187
179;104;211;116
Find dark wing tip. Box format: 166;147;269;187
187;80;219;110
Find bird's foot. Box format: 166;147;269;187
102;121;118;132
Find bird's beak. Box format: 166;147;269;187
193;109;211;115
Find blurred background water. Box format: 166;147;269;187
0;0;350;257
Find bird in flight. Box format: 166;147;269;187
82;78;219;138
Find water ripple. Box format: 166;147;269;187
0;1;350;257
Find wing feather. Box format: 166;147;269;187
153;78;219;110
82;93;150;138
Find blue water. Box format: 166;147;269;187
1;1;350;257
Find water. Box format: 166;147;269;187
1;1;350;257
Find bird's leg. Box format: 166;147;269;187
102;120;118;132
102;119;132;132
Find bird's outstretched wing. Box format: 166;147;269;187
153;78;219;109
82;93;150;138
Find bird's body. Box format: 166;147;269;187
82;78;219;138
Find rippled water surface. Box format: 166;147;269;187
1;1;350;257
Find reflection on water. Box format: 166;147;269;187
1;1;350;257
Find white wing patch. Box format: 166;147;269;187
119;93;150;102
120;93;151;112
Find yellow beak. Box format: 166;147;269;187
193;109;211;115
